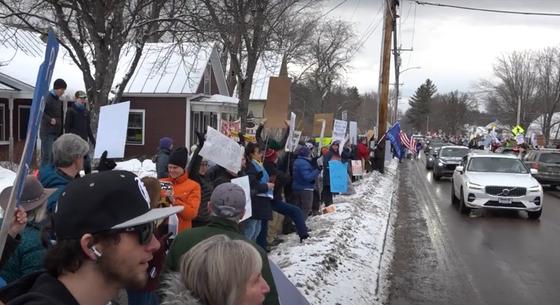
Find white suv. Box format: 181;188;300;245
451;153;543;219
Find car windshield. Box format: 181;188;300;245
440;148;469;158
539;153;560;164
468;157;529;174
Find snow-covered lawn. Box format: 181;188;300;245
270;160;399;305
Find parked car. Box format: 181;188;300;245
524;150;560;188
433;146;470;180
425;142;447;169
451;153;543;219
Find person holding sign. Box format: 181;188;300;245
159;147;201;233
163;183;280;305
243;143;274;241
321;140;352;206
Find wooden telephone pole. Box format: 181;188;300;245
375;0;398;173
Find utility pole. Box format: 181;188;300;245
516;96;521;126
376;0;398;173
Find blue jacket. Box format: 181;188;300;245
292;157;320;191
38;165;72;214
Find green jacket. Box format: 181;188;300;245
164;216;280;305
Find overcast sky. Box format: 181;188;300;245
326;0;560;111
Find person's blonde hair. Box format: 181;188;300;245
179;234;263;305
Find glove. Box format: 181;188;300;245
96;150;117;172
195;131;205;147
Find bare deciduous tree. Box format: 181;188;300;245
0;0;189;120
533;47;560;144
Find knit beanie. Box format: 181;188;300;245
159;137;173;150
53;79;67;90
168;147;188;168
264;148;278;162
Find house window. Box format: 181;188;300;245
18;105;30;141
126;109;145;145
0;104;5;141
203;64;212;94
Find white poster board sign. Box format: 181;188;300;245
351;160;363;176
349;121;358;145
286;130;302;152
332;119;347;147
231;176;252;221
199;127;242;173
284;112;297;152
94;101;130;158
516;134;525;145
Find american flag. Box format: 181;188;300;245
399;131;417;152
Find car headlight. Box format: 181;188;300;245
438;160;444;166
528;185;542;193
467;182;484;190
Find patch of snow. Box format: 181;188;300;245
114;159;157;178
0;166;16;194
269;160;399;305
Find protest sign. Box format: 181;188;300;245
516;134;525;145
231;176;252;221
286;130;302;152
199;126;242;173
313;113;334;136
351;160;363;176
332;119;347;147
264;77;291;128
0;30;59;261
284;112;297;152
329;160;348;193
94;101;130;158
269;260;311;305
349;121;358;145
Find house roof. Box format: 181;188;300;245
116;43;226;95
233;54;281;101
0;25;228;98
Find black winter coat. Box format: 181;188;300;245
155;148;171;179
188;149;212;226
0;272;79;305
64;104;95;144
40;92;63;137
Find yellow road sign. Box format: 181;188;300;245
512;125;525;136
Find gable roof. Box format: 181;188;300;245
0;25;228;98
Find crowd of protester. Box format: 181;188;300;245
0;79;380;305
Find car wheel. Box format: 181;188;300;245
451;181;459;205
528;209;542;220
459;188;471;215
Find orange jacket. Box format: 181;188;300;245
160;173;201;232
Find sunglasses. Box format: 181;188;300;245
120;222;155;245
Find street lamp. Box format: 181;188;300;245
393;66;421;123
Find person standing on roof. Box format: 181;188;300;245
40;78;66;166
64;90;96;174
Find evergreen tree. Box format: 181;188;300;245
405;79;437;133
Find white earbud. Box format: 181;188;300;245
91;246;102;258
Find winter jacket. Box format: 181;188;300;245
188;149;212;227
0;225;46;283
38;165;73;214
64;104;95;144
40;92;63;137
246;161;273;221
263;160;290;201
292;157;320;192
164;217;280;305
161;273;204;305
155;148;171;179
357;143;370;160
0;235;21;269
0;272;79;305
160;173;201;232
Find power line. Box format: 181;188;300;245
414;1;560;17
319;0;349;19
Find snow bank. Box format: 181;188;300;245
114;159;157;178
270;160;399;305
0;166;16;194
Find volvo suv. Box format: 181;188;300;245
451;153;543;219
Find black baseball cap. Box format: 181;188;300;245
53;170;183;240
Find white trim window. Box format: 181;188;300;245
126;109;145;145
18;105;30;141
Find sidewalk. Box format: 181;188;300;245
269;160;399;305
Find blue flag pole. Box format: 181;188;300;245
0;30;59;260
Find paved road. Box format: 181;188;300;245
386;155;560;305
